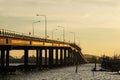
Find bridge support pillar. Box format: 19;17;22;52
60;49;63;66
6;50;10;67
55;49;58;66
68;49;71;65
69;50;72;65
64;49;67;66
36;49;39;66
71;50;74;65
24;49;28;66
66;49;68;65
73;50;76;65
39;49;42;67
45;48;47;66
1;50;5;68
49;48;53;68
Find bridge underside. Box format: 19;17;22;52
0;45;86;72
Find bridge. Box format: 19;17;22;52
0;29;87;72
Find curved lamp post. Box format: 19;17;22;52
58;26;65;42
32;21;40;36
52;29;58;40
36;14;47;40
70;32;75;43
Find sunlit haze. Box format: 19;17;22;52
1;0;120;57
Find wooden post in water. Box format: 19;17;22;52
75;52;78;73
95;57;96;70
94;57;97;71
75;62;78;73
92;56;97;71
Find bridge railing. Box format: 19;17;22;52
0;29;84;48
0;29;43;40
0;29;70;45
0;29;87;63
0;29;26;38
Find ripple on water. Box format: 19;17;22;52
1;64;120;80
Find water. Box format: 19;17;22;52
0;64;120;80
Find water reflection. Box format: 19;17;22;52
0;64;120;80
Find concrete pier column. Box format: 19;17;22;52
6;50;10;67
71;50;74;65
55;49;58;65
66;49;68;65
64;49;67;66
60;49;63;65
1;50;5;67
36;49;39;66
24;49;28;66
52;49;53;65
68;49;71;65
45;48;47;65
49;48;53;67
69;50;72;65
73;50;76;65
39;49;42;67
76;52;79;64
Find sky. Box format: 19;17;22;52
1;0;120;57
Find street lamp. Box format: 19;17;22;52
32;21;40;36
70;32;75;43
58;26;65;42
36;14;47;40
52;29;58;40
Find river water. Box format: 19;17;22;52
0;64;120;80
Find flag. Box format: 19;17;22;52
46;35;49;38
29;32;31;35
57;38;59;40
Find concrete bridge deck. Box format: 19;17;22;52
0;29;87;72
